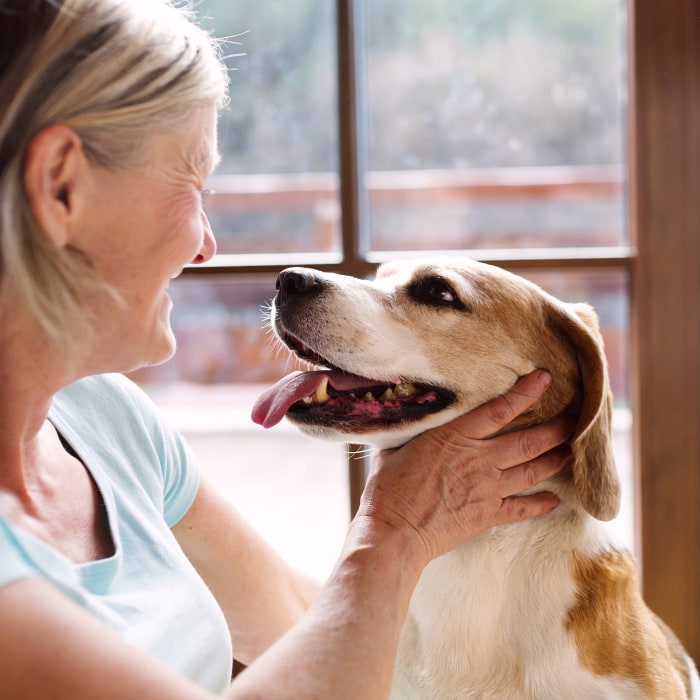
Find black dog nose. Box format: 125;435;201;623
276;268;323;301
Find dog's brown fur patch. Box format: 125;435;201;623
651;612;694;697
566;550;686;698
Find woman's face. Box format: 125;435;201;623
75;106;219;372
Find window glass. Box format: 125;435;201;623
197;0;341;256
131;269;634;562
363;0;626;252
130;276;349;579
129;1;633;576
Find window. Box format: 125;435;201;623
130;0;632;579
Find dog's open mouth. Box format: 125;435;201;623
251;332;455;431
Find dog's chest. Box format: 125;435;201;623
390;524;646;699
392;539;574;695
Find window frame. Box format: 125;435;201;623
628;0;700;662
192;0;635;513
183;0;700;660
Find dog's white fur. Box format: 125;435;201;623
267;257;699;699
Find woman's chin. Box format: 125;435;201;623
143;327;177;368
144;298;178;366
95;297;178;372
117;323;177;374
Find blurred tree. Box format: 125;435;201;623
364;0;624;168
193;0;624;171
196;0;338;174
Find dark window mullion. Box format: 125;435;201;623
336;0;371;276
337;0;371;515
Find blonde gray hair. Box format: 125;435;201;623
0;0;229;347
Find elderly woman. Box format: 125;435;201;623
0;1;570;697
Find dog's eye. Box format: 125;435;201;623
408;276;468;311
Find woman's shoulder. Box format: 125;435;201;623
53;373;170;445
56;373;155;416
51;374;199;526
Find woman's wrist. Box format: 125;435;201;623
340;512;429;591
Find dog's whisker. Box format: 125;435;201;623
348;445;374;459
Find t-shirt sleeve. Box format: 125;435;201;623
107;374;201;527
152;410;201;527
0;520;35;588
53;374;201;528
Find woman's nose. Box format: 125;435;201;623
191;211;217;264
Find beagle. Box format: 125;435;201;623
253;257;699;699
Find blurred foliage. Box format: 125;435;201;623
192;0;624;172
194;0;337;173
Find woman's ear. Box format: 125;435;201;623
23;125;88;248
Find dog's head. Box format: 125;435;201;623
252;257;620;521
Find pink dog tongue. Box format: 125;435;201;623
251;370;381;428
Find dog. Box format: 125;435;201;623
252;256;700;699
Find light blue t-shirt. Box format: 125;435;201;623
0;373;233;693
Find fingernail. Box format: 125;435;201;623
538;370;552;387
545;493;560;510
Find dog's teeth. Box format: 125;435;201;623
303;381;417;406
315;376;331;403
395;383;417;397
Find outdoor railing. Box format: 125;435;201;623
203;164;627;270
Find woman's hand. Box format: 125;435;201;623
357;370;571;567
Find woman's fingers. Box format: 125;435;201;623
494;492;562;527
361;369;574;561
449;370;552;440
483;414;573;474
496;443;572;498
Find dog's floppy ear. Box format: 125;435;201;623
549;302;620;521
